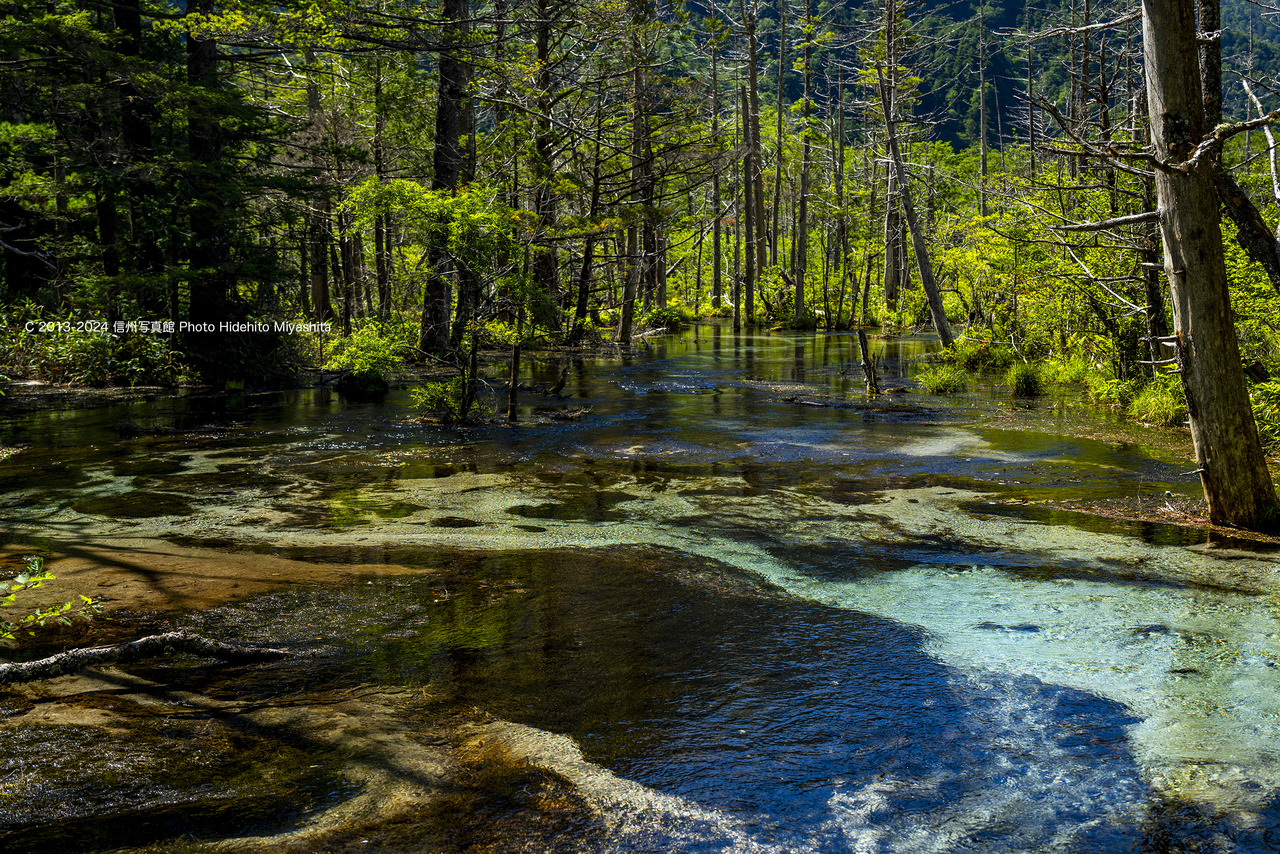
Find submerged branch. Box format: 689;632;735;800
0;629;297;685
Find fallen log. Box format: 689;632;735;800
0;629;296;685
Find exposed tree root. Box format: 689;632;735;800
0;629;296;685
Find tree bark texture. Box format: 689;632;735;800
1143;0;1277;528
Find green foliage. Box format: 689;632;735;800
1046;356;1090;384
916;364;968;394
1;305;187;386
409;322;509;424
1129;375;1187;427
1004;362;1044;398
323;319;412;397
1251;381;1280;450
412;378;487;425
939;339;1015;372
1;556;101;643
640;304;695;331
341;179;519;277
1087;374;1142;408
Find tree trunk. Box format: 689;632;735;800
741;84;756;329
742;3;765;320
876;69;953;347
1143;0;1277;528
420;0;470;356
529;0;560;333
186;0;230;329
772;0;786;267
795;0;811;327
711;46;723;311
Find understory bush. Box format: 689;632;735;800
641;304;696;331
939;339;1015;372
1004;363;1044;397
1087;374;1142;408
1046;356;1090;384
1;309;186;386
916;364;968;394
412;377;488;424
1129;375;1187;426
1251;380;1280;450
324;319;412;397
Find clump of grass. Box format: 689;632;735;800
916;364;968;394
1004;362;1044;397
1046;356;1090;384
939;339;1015;372
640;304;696;331
1129;375;1187;426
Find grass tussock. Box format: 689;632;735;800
916;364;968;394
1004;363;1044;398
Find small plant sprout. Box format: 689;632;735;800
1;556;103;642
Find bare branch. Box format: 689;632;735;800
1053;210;1161;232
1242;80;1280;205
1181;109;1280;172
1020;10;1140;43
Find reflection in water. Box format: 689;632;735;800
1;325;1278;852
194;547;1160;852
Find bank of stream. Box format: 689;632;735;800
2;325;1279;853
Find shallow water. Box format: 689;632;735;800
2;326;1280;852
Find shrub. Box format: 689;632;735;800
1004;362;1044;397
1129;375;1187;426
916;364;968;394
1251;380;1280;450
939;339;1015;372
324;320;410;398
640;304;695;331
412;378;487;424
1;307;186;386
1046;356;1090;384
1087;374;1141;408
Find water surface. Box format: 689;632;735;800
2;326;1279;852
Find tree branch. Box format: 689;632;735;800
1019;10;1140;42
1053;210;1161;232
0;629;298;685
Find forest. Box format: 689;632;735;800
2;0;1280;525
11;0;1280;847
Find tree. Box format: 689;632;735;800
1142;0;1277;528
418;0;473;356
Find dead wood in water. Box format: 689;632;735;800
857;328;880;395
0;629;297;685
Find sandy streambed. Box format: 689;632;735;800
0;665;614;853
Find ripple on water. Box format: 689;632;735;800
182;545;1242;853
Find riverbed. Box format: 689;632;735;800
2;326;1279;853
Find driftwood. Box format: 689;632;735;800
857;328;880;395
0;629;296;685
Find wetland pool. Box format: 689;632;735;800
2;325;1279;853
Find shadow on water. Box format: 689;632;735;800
1;326;1276;852
173;545;1213;852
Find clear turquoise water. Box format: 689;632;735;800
3;326;1279;852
